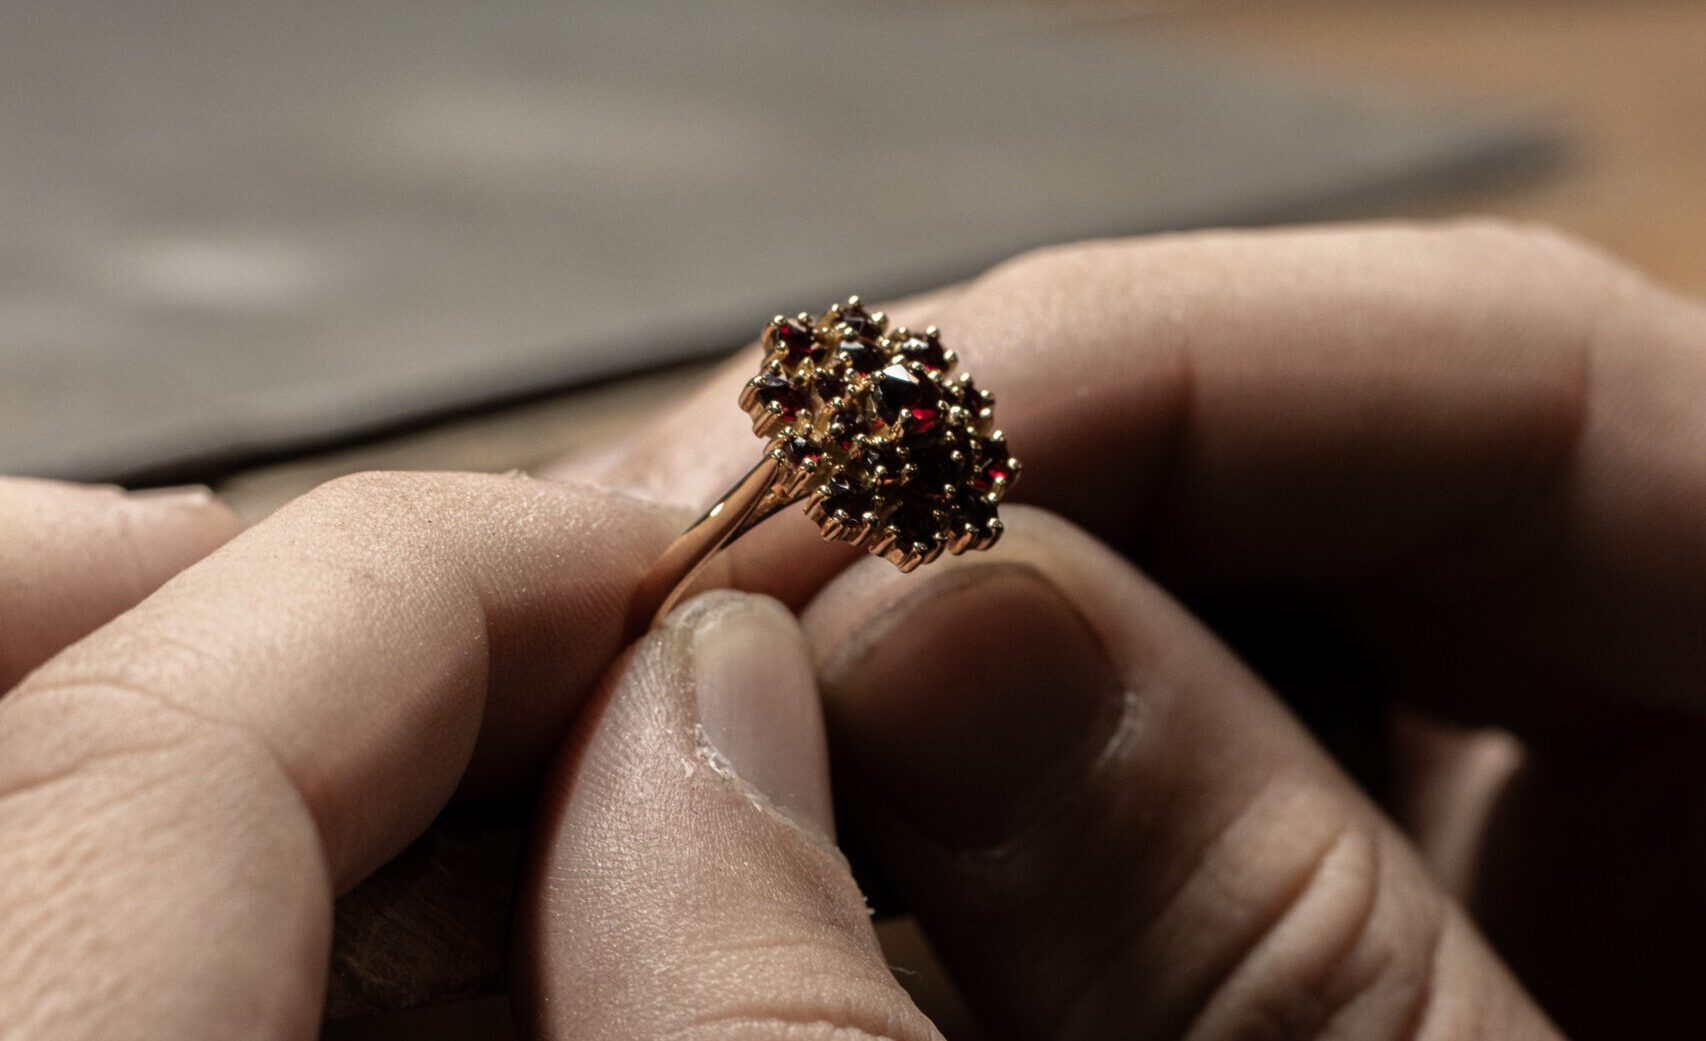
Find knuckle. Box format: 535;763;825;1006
11;671;224;750
970;237;1117;294
0;672;284;809
671;1012;939;1041
1273;820;1390;1014
635;934;941;1041
1220;816;1449;1040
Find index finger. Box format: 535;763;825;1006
554;221;1706;725
0;479;242;689
0;472;680;1038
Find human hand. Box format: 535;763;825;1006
0;470;694;1036
543;221;1706;1038
4;221;1703;1039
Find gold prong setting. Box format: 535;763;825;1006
739;295;1020;571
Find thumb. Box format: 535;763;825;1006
516;591;942;1041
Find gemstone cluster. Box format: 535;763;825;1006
738;295;1019;572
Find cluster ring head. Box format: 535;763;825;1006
737;295;1019;572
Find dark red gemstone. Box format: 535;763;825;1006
862;443;906;486
981;441;1011;482
910;451;958;499
958;485;997;524
836;335;885;374
958;381;988;417
780;435;821;467
896;334;947;371
970;439;1011;489
874;364;940;429
818;472;872;519
828;407;869;448
764;317;817;361
890;501;941;544
873;365;917;421
835;303;879;339
756;372;806;421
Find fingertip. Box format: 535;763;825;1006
668;590;835;842
522;589;936;1041
0;479;246;688
123;483;247;558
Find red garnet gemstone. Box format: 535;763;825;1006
764;317;817;361
874;364;940;430
836;334;885;374
873;365;917;422
835;303;879;339
958;381;988;417
756;372;806;421
780;435;821;467
896;334;947;371
958;482;997;523
862;443;906;486
910;451;958;499
968;439;1008;489
890;501;941;544
818;472;872;519
829;406;872;449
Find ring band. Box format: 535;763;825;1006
629;296;1019;634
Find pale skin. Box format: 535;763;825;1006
2;221;1704;1039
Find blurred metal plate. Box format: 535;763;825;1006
0;0;1549;481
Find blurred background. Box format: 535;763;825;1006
5;2;1702;1036
9;0;1700;523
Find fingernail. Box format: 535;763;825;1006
123;484;244;537
125;484;218;507
682;593;837;842
819;565;1124;848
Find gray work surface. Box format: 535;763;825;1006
0;0;1551;483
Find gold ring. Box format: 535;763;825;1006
630;295;1020;633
